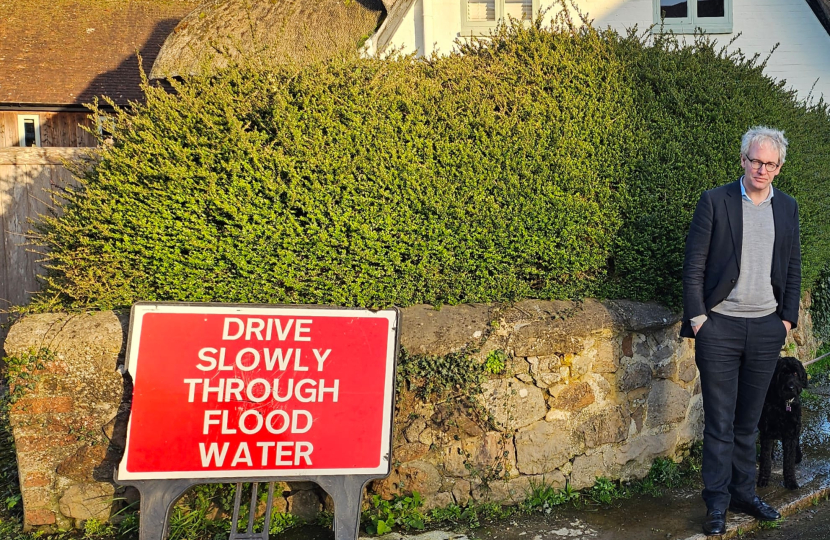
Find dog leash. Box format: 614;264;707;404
802;350;830;367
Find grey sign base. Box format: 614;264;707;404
114;470;385;540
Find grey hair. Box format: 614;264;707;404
741;126;789;164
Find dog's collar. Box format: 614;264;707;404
786;398;795;412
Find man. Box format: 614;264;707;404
681;126;801;536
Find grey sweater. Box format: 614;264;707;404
711;195;778;318
691;185;778;327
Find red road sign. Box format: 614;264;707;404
118;303;399;480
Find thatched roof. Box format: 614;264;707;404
150;0;386;79
0;0;198;107
809;0;830;35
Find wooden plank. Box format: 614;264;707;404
0;113;9;148
40;112;54;148
53;113;66;147
1;112;19;148
25;164;56;297
0;154;85;330
76;114;87;147
0;147;93;166
0;164;12;316
2;165;34;307
67;113;79;148
77;113;96;147
10;112;19;147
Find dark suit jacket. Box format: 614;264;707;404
680;180;801;339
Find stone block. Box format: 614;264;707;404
399;304;491;356
527;355;562;388
22;472;51;489
452;479;472;506
23;487;55;508
634;337;673;364
373;461;442;500
440;432;515;478
287;489;321;521
618;362;652;392
549;382;594;412
603;300;679;332
577;407;628;448
646;379;691;427
424;492;455;511
404;417;427;444
471;474;546;504
431;403;485;438
479;379;547;431
473;472;568;505
513;321;585;357
418;428;435;446
11;397;74;416
570;449;612;490
505;357;530;377
622;334;634;358
654;358;677;379
395;442;429;464
627;387;648;433
570;353;593;378
56;445;116;483
677;394;704;448
58;483;115;521
593;340;619;373
615;431;679;480
25;508;56;526
515;420;580;474
678;357;697;383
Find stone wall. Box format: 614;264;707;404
4;299;816;529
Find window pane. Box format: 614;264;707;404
697;0;725;18
660;0;688;18
505;0;532;20
23;119;37;147
468;0;496;21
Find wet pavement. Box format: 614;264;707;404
742;495;830;539
467;384;830;540
280;385;830;540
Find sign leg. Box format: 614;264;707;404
117;478;199;540
316;476;373;540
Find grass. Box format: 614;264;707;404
0;444;707;538
0;483;301;540
806;343;830;385
757;518;784;530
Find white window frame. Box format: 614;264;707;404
461;0;540;32
653;0;733;34
17;114;41;147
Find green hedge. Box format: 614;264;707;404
34;17;830;312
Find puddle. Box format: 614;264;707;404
277;387;830;540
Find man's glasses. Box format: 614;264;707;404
744;154;780;172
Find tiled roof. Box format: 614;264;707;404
0;0;198;107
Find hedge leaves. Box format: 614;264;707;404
35;17;830;311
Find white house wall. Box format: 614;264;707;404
381;0;830;102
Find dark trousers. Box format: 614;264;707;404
694;311;787;511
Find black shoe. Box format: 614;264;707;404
703;510;727;536
729;496;781;521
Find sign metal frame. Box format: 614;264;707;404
114;301;401;540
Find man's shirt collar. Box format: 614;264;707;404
739;176;774;205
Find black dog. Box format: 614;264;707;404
757;356;808;489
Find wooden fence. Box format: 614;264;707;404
0;112;97;148
0;148;88;343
